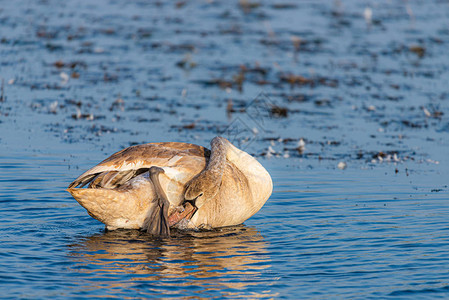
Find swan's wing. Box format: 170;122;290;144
68;142;209;189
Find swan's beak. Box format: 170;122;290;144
168;202;197;227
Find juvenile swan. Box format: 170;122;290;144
67;137;272;235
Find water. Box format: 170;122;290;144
1;0;449;298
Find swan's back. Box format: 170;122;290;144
69;142;210;206
70;142;209;186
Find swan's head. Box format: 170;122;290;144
184;170;221;207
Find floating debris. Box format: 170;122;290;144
239;0;261;13
337;161;347;170
65;99;82;107
314;99;332;107
175;1;187;9
265;145;276;158
72;108;94;120
54;60;65;68
271;3;297;9
422;107;443;118
252;127;259;135
401;120;424;128
49;101;58;114
280;73;313;86
270;105;288;117
279;73;338;88
406;4;415;21
53;60;87;69
0;79;4;102
60;72;69;84
291;36;301;61
296;138;306;154
183;122;196;129
409;45;426;58
110;98;125;111
176;53;197;70
426;159;440;165
103;73;118;82
232;69;245;92
226;99;234;116
364;7;372;26
370;151;402;163
195;79;233;89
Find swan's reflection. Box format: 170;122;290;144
68;225;277;298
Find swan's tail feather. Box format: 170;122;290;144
66;187;147;229
67;187;128;223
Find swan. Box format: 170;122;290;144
67;136;272;235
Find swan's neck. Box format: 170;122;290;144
205;137;226;176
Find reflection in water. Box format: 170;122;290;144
68;226;277;298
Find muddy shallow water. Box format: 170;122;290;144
1;0;448;298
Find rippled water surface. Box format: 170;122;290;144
1;0;449;298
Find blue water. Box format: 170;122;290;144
1;151;448;298
1;0;449;298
